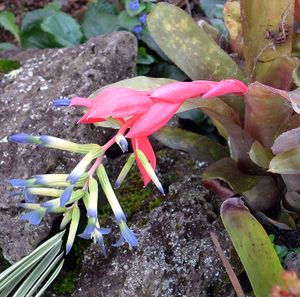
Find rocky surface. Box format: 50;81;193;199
58;149;241;297
0;31;137;263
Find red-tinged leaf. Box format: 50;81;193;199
282;174;300;191
132;137;156;186
150;80;217;102
272;127;300;155
126;101;182;138
202;80;248;98
242;175;280;211
283;191;300;212
202;180;234;200
244;83;293;148
276;114;300;136
194;97;241;126
255;56;299;90
201;108;259;173
256;211;294;230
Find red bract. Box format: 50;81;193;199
202;79;248;98
150;80;218;102
126;101;182;138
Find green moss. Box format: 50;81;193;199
148;197;163;210
51;272;77;295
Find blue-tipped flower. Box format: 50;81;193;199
42;198;61;212
86;178;98;218
115;153;135;189
113;220;138;247
60;185;74;207
7;178;36;187
33;174;69;185
129;0;139;11
116;133;128;153
68;150;101;184
23;188;37;203
138;13;147;24
66;205;80;255
136;149;165;195
133;25;142;34
52;98;71;107
8;133;41;145
20;208;47;225
79;217;111;256
97;164;138;247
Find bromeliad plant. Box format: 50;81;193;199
4;0;300;296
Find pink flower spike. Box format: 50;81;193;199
132;137;156;186
126;101;182;138
70;97;93;108
202;79;248;98
87;87;153;119
150;81;218;102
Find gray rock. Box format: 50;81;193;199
70;150;238;297
0;31;137;263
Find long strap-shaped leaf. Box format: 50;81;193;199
0;231;65;296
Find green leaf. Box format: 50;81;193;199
12;245;62;297
202;157;259;193
45;1;62;10
199;0;226;19
249;141;274;169
41;12;83;46
35;259;64;297
0;11;20;42
20;8;59;48
269;147;300;174
154;127;228;164
0;59;20;74
245;82;293;148
0;42;15;50
177;108;207;125
82;0;118;38
137;47;155;65
148;3;246;81
221;198;283;297
147;62;189;81
118;11;140;31
0;231;65;296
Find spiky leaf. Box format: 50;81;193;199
148;3;245;81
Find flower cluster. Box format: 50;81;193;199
8;79;247;255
